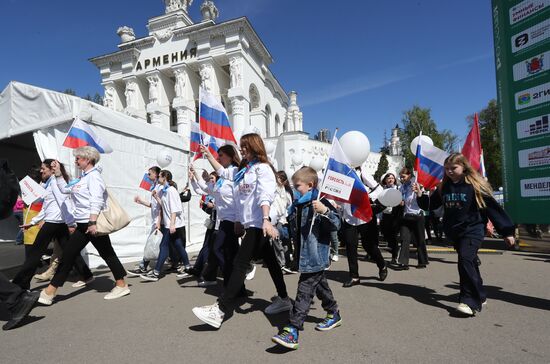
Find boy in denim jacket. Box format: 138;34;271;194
271;167;341;350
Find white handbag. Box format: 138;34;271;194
96;191;131;236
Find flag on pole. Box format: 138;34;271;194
320;136;372;223
199;87;236;144
139;172;155;191
62;118;113;153
190;121;221;160
414;132;448;189
462;113;486;177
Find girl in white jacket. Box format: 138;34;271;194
192;133;289;328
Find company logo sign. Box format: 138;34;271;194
511;51;548;83
515;82;550;110
517;113;550;139
520;176;550;197
510;0;550;25
518;145;550;167
511;19;550;53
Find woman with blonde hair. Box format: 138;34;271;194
39;146;130;305
415;153;515;316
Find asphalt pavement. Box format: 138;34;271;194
1;246;549;363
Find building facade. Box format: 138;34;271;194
90;0;402;180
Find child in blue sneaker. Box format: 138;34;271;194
271;167;342;350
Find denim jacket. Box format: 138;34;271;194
288;198;341;273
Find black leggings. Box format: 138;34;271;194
219;227;287;311
12;222;92;290
50;223;126;288
203;220;239;286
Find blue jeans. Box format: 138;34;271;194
154;226;190;273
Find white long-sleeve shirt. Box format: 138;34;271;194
159;184;184;228
150;184;162;222
192;168;238;222
269;185;292;225
30;176;65;225
217;163;275;229
56;167;107;223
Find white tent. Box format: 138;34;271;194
0;81;210;267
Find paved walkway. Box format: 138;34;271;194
1;247;549;363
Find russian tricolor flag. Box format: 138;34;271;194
321;136;373;223
199;87;236;144
62;118;113;153
414;133;448;190
191;120;222;161
139;172;155;191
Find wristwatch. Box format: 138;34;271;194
88;221;97;226
263;216;271;222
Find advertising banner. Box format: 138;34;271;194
492;0;550;223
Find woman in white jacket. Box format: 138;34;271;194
39;147;130;305
189;144;241;287
192;133;289;328
12;159;93;290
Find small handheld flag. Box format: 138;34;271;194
62;118;113;153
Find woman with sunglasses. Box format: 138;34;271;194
39;147;130;305
188;144;241;287
12;159;93;290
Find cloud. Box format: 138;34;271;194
436;53;493;70
300;69;416;107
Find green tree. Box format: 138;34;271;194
62;89;77;96
400;105;457;168
467;99;502;189
374;152;389;182
92;93;103;105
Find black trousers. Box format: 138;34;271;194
342;219;385;279
397;214;429;266
456;237;486;311
12;222;93;290
380;214;398;260
0;272;24;312
219;227;287;311
50;223;126;288
203;221;240;285
289;270;338;330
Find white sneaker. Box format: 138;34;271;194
192;303;224;328
246;264;256;280
331;254;339;262
176;271;192;279
38;290;55;306
104;285;130;300
265;296;293;315
71;277;94;288
457;303;474;316
198;280;217;287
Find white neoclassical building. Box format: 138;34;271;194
90;0;403;179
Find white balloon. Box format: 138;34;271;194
156;149;173;168
242;125;261;136
291;153;303;166
409;135;434;155
378;188;402;207
309;156;324;171
265;141;275;155
339;131;370;168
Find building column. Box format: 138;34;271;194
228;88;249;141
172;64;194;149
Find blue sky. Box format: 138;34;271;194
0;0;497;151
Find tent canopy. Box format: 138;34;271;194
0;81;209;267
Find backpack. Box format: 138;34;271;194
0;159;20;220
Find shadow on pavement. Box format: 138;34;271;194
363;281;459;316
446;284;550;311
512;252;550;263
